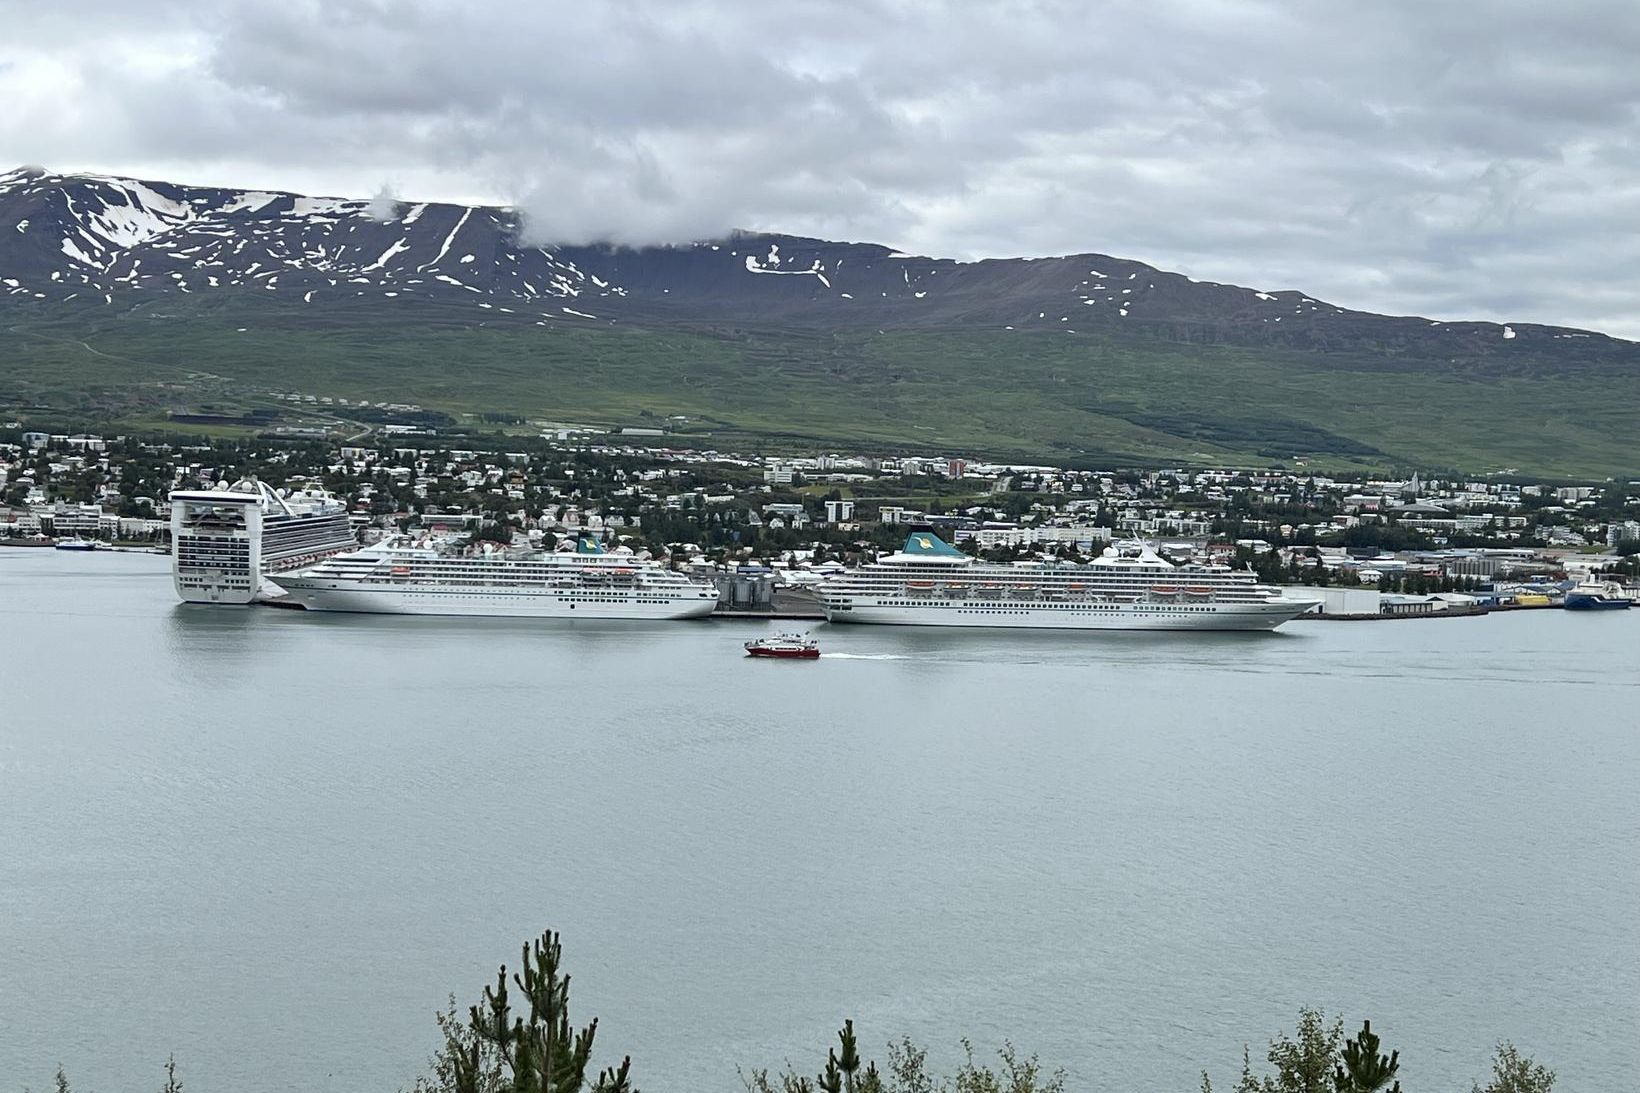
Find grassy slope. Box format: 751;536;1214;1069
2;300;1634;476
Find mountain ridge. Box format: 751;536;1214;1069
2;167;1636;476
3;165;1629;354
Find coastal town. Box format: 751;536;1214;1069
3;422;1637;619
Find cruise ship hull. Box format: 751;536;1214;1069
269;579;718;620
823;599;1315;631
1563;595;1631;611
817;531;1324;632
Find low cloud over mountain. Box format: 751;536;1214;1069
3;2;1640;335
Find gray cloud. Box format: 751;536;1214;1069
366;182;399;222
2;0;1639;335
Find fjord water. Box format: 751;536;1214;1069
2;551;1635;1093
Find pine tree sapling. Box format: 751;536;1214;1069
818;1050;843;1093
836;1020;866;1093
421;929;634;1093
510;931;601;1093
1333;1021;1400;1093
161;1054;183;1093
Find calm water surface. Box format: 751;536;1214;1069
1;550;1636;1092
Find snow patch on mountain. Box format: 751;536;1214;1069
290;196;358;219
743;249;833;289
362;238;410;272
422;208;472;271
220;191;279;216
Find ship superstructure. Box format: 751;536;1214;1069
815;532;1319;631
169;479;357;605
266;535;720;619
1564;580;1634;610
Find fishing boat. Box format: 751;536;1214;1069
744;633;822;659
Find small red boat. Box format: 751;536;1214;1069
744;633;821;659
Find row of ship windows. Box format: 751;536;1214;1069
325;575;677;584
951;600;1220;607
263;541;360;559
324;588;679;602
319;577;678;587
845;567;1240;574
861;601;1222;613
831;605;1225;616
836;581;1247;589
325;572;685;584
837;589;1245;598
342;590;682;600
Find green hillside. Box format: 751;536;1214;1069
2;300;1634;476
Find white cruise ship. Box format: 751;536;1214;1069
170;479;357;605
267;536;721;619
815;531;1319;631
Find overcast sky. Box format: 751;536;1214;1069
3;0;1639;335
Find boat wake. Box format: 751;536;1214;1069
822;652;914;661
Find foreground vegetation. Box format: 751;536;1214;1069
31;930;1563;1092
412;931;1556;1093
